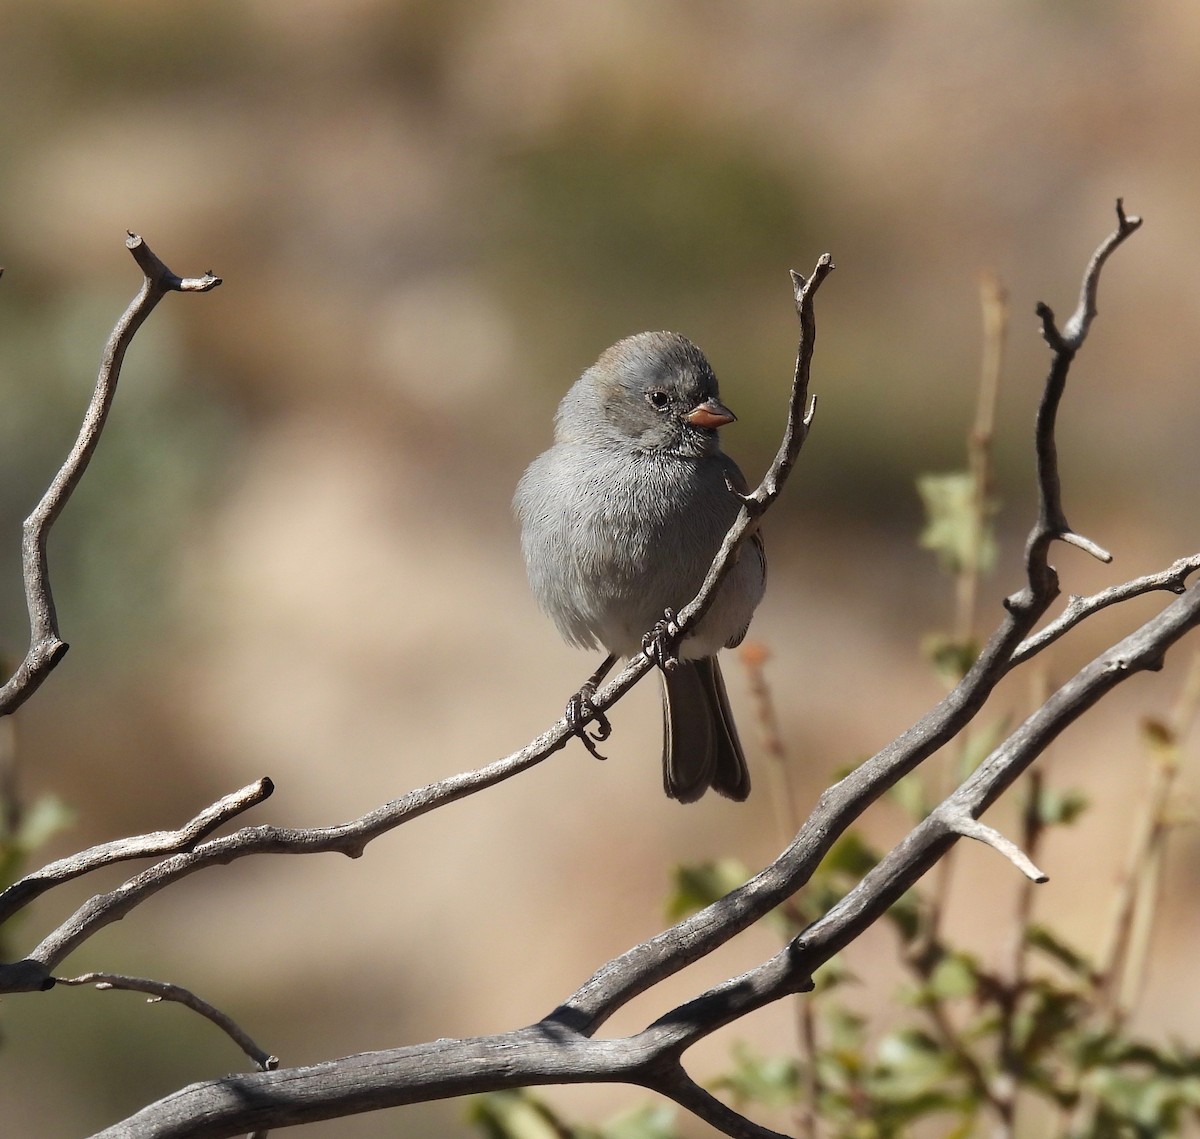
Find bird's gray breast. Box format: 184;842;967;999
518;443;758;658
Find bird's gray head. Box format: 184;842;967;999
556;331;736;458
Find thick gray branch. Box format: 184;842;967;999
89;1025;666;1139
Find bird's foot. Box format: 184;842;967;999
566;683;611;761
642;608;683;673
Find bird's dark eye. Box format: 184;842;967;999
646;390;670;411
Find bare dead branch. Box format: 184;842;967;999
0;234;221;717
57;971;278;1072
1060;198;1142;348
799;579;1200;968
88;1026;670;1139
0;778;273;926
1010;553;1200;666
1018;200;1141;597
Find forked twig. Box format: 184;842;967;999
0;235;221;716
57;971;278;1072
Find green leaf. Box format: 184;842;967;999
888;774;928;822
664;859;748;921
466;1091;576;1139
927;952;981;1000
884;890;924;945
712;1041;800;1109
956;718;1009;780
14;794;76;850
0;793;76;893
916;471;997;576
921;633;980;685
597;1104;677;1139
1034;786;1090;827
821;832;881;878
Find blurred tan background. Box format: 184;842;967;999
1;1;1199;1136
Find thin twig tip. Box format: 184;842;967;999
1114;198;1142;233
1061;531;1114;564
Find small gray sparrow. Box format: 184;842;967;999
515;331;766;802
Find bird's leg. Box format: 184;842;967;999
642;608;683;673
567;652;617;760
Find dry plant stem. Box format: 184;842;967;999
92;1028;799;1139
958;270;1007;650
1097;652;1200;1022
1026;199;1141;575
0;235;221;717
989;768;1046;1139
1121;659;1200;1011
927;273;1009;948
574;256;828;742
667;259;829;642
738;643;820;1139
57;972;278;1072
739;645;802;859
944;815;1046;882
87;594;1200;1139
1010;554;1200;666
665;582;1200;1046
658;1073;793;1139
797;1000;821;1139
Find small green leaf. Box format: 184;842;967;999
598;1104;677;1139
888;774;928;822
956;718;1009;779
884;890;924;944
921;633;980;686
927;953;981;1000
0;793;76;893
711;1042;800;1109
1141;716;1182;773
15;794;76;850
664;859;748;921
916;471;997;576
1034;786;1090;827
466;1091;575;1139
822;832;881;878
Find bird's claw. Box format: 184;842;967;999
642;608;682;673
566;684;612;761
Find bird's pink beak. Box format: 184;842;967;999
685;398;736;430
